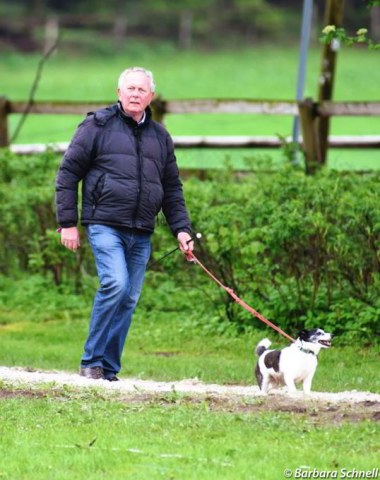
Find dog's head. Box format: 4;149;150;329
297;328;333;353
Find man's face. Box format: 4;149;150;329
117;71;154;121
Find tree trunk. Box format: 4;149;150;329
317;0;345;166
26;0;46;41
370;6;380;42
179;10;193;50
113;16;128;50
44;16;59;55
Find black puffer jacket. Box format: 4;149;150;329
55;104;191;236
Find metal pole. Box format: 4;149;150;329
292;0;314;163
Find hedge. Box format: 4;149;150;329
0;150;379;341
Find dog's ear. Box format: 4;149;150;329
297;329;309;341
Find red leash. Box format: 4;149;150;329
186;251;296;343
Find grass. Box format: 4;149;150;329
2;45;380;170
3;45;379;102
0;389;378;480
0;274;379;393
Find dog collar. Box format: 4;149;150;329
298;346;316;356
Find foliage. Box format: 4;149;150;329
0;0;325;51
2;0;377;53
320;25;380;49
320;1;380;50
0;149;93;289
0;150;379;341
183;168;380;340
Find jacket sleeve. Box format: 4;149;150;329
161;134;192;237
55;117;97;227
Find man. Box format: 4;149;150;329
55;67;193;381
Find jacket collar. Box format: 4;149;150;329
117;101;152;128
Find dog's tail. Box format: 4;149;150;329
255;338;272;357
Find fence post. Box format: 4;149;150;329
151;96;167;124
298;98;322;174
0;97;9;147
318;0;345;164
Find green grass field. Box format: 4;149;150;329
0;390;378;480
2;45;380;170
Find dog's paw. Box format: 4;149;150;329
257;389;269;396
286;390;303;398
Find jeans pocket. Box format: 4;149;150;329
86;223;110;240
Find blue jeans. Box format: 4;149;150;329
82;224;152;378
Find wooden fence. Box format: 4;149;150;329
1;97;380;171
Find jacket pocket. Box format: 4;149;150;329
90;173;106;216
91;173;106;205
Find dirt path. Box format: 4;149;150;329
1;366;380;426
1;366;380;402
1;366;379;406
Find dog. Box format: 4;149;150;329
254;328;332;395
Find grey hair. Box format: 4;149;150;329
118;67;156;93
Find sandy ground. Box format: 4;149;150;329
1;365;379;404
1;366;380;423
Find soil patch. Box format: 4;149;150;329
202;395;380;425
0;389;47;400
112;391;380;425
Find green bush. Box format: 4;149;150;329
184;168;379;340
0;150;379;341
0;149;94;288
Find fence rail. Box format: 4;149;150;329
4;98;380;117
1;97;379;170
9;135;380;156
3;98;300;117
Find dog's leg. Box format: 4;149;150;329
255;363;263;389
283;374;297;393
260;374;270;394
302;375;314;395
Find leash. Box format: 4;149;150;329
185;250;296;343
149;233;202;267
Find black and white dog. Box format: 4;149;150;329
254;329;332;395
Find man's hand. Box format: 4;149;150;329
177;231;194;255
61;226;80;252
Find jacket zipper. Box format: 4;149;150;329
133;126;143;227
